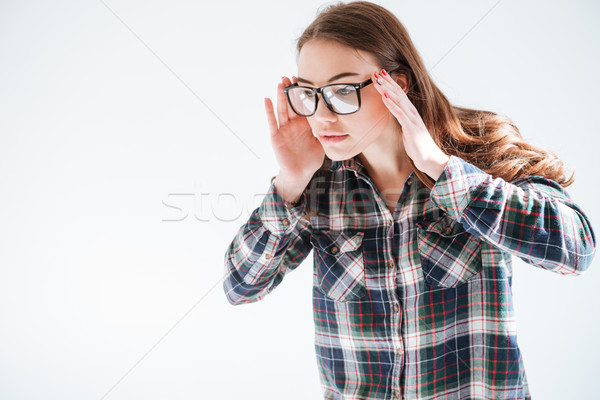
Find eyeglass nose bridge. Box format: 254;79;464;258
311;86;339;116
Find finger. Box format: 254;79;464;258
377;70;418;116
377;87;417;125
264;97;279;136
276;79;289;127
376;72;409;104
282;76;298;120
382;91;412;126
372;72;410;121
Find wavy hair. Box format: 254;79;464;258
295;1;574;189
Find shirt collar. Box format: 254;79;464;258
327;156;366;173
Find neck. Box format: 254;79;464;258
357;148;413;214
356;134;412;181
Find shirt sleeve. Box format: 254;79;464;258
223;181;314;305
429;155;597;275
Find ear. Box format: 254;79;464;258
392;73;410;93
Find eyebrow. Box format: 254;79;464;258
296;72;361;85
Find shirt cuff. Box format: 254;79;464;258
429;155;489;219
258;182;307;236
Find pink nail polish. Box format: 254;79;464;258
374;72;380;79
381;69;388;76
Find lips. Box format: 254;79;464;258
318;133;349;144
318;131;348;138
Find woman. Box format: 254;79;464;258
223;1;596;399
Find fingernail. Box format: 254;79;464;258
384;92;389;98
381;69;388;76
374;72;380;79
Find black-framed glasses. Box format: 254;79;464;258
283;77;373;117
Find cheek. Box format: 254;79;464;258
354;90;388;128
362;88;386;113
306;119;320;136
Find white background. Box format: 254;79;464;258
0;0;599;399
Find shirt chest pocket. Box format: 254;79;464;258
310;230;366;302
416;217;483;288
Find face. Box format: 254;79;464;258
296;39;398;161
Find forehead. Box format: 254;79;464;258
297;39;378;85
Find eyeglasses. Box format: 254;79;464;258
283;77;373;117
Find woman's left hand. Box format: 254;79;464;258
372;68;450;180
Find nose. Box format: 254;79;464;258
312;92;337;123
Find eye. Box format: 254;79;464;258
334;86;354;96
299;88;316;98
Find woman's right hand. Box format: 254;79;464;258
264;76;325;181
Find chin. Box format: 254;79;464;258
325;150;358;162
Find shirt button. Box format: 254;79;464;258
282;218;290;226
387;260;395;270
387;219;393;226
393;389;401;399
406;179;412;186
265;253;272;259
440;206;447;213
443;226;453;235
396;348;402;355
330;246;339;254
393;303;399;313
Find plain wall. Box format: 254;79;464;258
0;0;598;399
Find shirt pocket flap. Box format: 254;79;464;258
310;230;366;302
416;215;467;236
416;217;482;288
310;230;364;255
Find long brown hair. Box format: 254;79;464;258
295;1;574;189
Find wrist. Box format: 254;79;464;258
418;152;450;181
272;172;311;205
276;169;315;183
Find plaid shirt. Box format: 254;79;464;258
223;155;596;400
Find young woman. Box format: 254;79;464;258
223;1;596;399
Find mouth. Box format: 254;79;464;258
318;131;348;138
318;132;349;143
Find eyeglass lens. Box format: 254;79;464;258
287;85;359;116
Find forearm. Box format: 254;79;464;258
430;156;596;274
223;180;313;305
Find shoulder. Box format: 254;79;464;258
510;174;573;203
